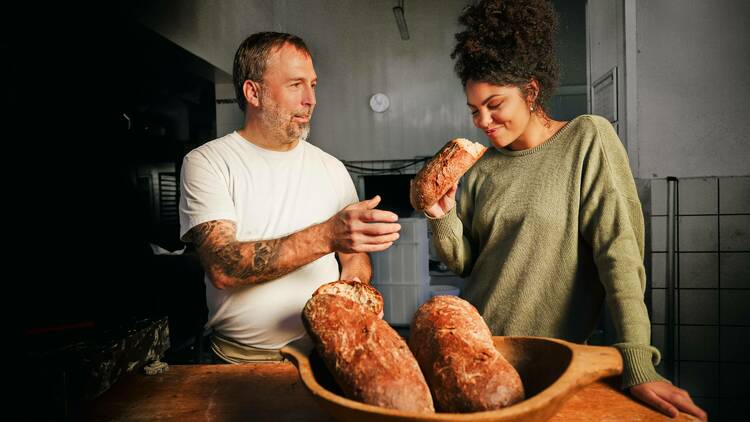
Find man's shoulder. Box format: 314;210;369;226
184;133;242;163
303;142;347;169
190;133;238;154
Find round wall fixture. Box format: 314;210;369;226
369;93;390;113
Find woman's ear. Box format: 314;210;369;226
525;79;540;109
243;80;263;108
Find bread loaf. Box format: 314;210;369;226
303;289;434;412
409;295;524;412
312;280;383;316
410;138;487;210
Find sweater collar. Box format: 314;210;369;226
496;116;579;157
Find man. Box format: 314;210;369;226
179;32;400;363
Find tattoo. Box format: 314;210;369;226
189;219;290;287
252;242;279;273
188;220;230;248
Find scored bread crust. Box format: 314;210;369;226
303;294;435;412
410;138;487;211
313;280;384;316
409;295;525;412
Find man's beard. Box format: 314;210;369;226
259;90;311;145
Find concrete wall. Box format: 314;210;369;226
274;0;483;161
141;0;591;159
550;0;588;121
636;0;750;178
139;0;274;75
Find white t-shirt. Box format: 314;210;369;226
179;131;358;349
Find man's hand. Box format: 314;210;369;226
329;195;400;253
422;182;458;218
630;381;707;421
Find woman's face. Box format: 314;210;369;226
465;80;531;149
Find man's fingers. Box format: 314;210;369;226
363;195;381;209
358;209;399;223
635;388;679;418
352;242;394;253
358;222;401;236
345;195;381;211
362;232;400;244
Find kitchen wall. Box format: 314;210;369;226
274;0;484;161
587;1;750;419
143;0;587;160
139;0;274;76
649;176;750;419
636;0;750;179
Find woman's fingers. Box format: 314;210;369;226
663;390;707;421
633;387;678;418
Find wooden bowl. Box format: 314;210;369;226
281;336;623;422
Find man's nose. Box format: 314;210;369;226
302;84;316;108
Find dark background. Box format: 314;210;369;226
7;3;214;347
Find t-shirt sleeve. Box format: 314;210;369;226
334;160;360;210
178;150;237;241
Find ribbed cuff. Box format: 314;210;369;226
615;344;670;389
426;206;462;240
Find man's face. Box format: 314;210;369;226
257;43;317;145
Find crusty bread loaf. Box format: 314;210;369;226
303;293;435;413
410;138;487;210
409;295;524;412
313;280;383;316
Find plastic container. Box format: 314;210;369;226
370;217;430;326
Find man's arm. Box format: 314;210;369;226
186;196;399;290
337;252;372;283
187;219;332;289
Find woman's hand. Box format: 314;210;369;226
422;182;458;218
629;381;707;421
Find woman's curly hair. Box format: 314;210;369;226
451;0;560;111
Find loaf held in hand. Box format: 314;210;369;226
410;138;487;210
303;283;434;413
409;295;525;412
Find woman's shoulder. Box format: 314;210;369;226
566;114;614;133
565;114;622;149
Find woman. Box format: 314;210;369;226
424;0;706;420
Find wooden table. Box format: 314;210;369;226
85;363;698;421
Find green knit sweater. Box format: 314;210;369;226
429;115;665;389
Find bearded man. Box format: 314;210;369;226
179;32;400;362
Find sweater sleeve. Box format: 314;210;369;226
579;117;668;389
426;180;476;277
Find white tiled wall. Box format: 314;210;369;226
649;176;750;418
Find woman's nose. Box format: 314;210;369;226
475;110;491;129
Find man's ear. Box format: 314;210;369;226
243;80;263;108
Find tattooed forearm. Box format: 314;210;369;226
250;242;280;274
188;220;235;248
188;219;331;289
